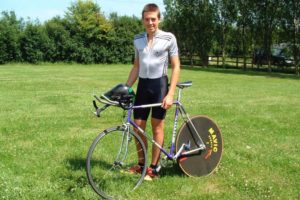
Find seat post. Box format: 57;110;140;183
177;88;183;102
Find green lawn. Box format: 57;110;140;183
0;63;299;199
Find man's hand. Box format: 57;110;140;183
161;94;174;109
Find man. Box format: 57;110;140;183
126;3;180;180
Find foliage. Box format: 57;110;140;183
0;0;299;74
163;0;299;74
64;0;111;63
44;17;71;62
212;0;238;65
0;11;22;64
108;13;144;63
19;22;50;63
164;0;215;66
0;0;144;64
278;0;300;74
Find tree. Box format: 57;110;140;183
0;11;22;64
108;13;143;63
164;0;215;66
44;17;71;62
20;22;49;63
279;0;300;75
252;0;282;72
236;0;255;69
64;0;112;63
212;0;238;67
164;0;196;65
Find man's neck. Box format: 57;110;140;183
147;29;159;39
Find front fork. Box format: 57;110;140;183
113;123;131;167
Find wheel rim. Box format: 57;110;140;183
86;127;147;199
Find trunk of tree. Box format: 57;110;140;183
222;22;227;68
294;36;299;76
201;54;209;66
293;5;299;76
242;23;247;70
188;51;194;67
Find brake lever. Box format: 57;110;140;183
93;100;101;117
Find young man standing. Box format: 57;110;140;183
126;3;180;180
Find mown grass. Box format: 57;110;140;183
0;63;299;199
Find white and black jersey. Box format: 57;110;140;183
134;30;179;79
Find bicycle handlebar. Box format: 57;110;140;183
92;81;193;117
92;100;110;117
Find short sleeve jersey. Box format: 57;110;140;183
134;30;179;79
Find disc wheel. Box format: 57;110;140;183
86;126;147;199
175;115;223;177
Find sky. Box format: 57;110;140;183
0;0;166;22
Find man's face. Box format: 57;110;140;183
143;11;160;34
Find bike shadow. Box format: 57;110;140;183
66;157;114;171
65;158;184;179
159;163;185;178
66;158;86;171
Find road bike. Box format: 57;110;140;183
86;81;223;199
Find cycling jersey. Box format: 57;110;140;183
134;30;179;79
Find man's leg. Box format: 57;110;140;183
151;118;164;166
134;119;147;165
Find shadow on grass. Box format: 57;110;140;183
59;158;89;194
65;157;184;179
66;158;86;171
160;164;185;178
66;157;116;173
181;65;300;80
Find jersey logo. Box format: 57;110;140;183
155;51;163;57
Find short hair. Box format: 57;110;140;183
142;3;161;19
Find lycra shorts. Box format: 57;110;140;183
134;76;168;120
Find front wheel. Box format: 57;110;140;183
176;115;223;177
86;126;147;199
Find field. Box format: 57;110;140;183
0;63;299;199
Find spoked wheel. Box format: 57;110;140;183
175;115;223;177
86;126;147;199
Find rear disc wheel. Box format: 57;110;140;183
176;115;223;177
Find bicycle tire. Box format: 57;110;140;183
175;115;223;177
86;126;147;199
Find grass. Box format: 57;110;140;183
0;63;299;199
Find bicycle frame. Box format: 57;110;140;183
122;87;206;161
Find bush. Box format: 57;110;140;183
0;11;21;64
20;23;50;63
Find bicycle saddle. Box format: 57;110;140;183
176;81;192;89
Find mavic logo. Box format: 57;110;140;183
208;128;218;152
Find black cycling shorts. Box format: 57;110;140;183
134;76;169;120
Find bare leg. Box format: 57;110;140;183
151;118;164;166
134;119;147;165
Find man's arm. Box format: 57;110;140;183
162;55;180;109
126;58;139;87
